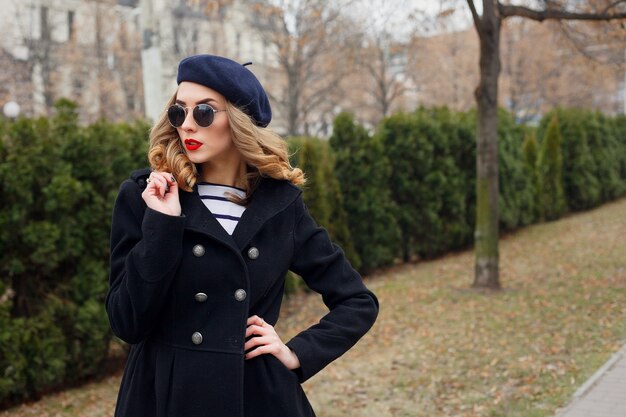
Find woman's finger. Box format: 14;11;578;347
156;172;179;197
150;176;167;198
245;345;273;360
245;324;269;338
154;172;171;186
166;175;178;196
244;335;272;352
155;173;175;197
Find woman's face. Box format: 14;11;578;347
174;81;237;166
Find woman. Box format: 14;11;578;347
106;54;379;417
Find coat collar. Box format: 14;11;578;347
179;176;302;253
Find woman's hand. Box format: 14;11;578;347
141;171;181;216
244;315;301;370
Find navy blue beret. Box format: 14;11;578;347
176;54;272;127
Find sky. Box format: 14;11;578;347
349;0;474;39
266;0;474;40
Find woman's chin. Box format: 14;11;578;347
188;154;210;165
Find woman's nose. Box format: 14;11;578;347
181;108;197;131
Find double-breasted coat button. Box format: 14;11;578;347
247;246;259;259
234;289;247;302
192;244;205;257
191;332;203;345
194;293;207;303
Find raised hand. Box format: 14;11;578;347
141;171;182;216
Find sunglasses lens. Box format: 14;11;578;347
167;105;186;127
193;104;215;127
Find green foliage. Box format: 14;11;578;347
376;107;472;261
537;116;567;220
611;115;626;193
582;112;623;202
498;110;537;229
283;270;305;295
540;109;600;210
288;137;360;269
20;309;68;394
522;131;541;220
323;106;624;273
0;304;27;401
286;136;360;292
538;108;626;212
0;99;149;403
330;112;401;273
450;110;478;234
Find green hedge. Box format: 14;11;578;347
536;108;626;212
376;107;473;261
285;136;360;292
326;107;625;270
329;112;401;274
0;99;149;404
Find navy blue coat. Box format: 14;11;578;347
105;169;379;417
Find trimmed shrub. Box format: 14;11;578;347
286;136;360;292
498;109;536;229
330;112;401;273
611;115;626;186
0;99;149;404
377;107;471;261
522;131;541;220
451;110;478;236
537;116;567;220
0;300;27;401
540;108;600;211
582;112;622;202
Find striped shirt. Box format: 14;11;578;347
197;182;247;235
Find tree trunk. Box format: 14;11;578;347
95;0;105;118
287;66;299;136
473;0;501;289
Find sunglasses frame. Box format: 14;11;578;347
167;103;226;128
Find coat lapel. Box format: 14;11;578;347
178;176;302;254
178;184;238;252
231;177;302;250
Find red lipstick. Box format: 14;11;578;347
184;139;203;151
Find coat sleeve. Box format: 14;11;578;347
285;194;379;383
105;179;186;344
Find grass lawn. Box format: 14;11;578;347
1;197;624;417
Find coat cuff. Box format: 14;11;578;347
286;337;319;383
131;207;186;282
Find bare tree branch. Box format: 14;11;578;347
556;20;626;66
602;1;626;15
467;0;482;29
500;3;626;21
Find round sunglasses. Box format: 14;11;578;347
167;104;226;128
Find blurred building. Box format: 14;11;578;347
407;21;625;122
0;0;144;122
0;0;278;124
139;0;276;122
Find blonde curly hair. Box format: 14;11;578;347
148;92;305;205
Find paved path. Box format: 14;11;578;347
554;344;626;417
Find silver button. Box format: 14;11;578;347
192;244;205;257
191;332;203;345
194;292;208;303
234;289;247;301
247;246;259;260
